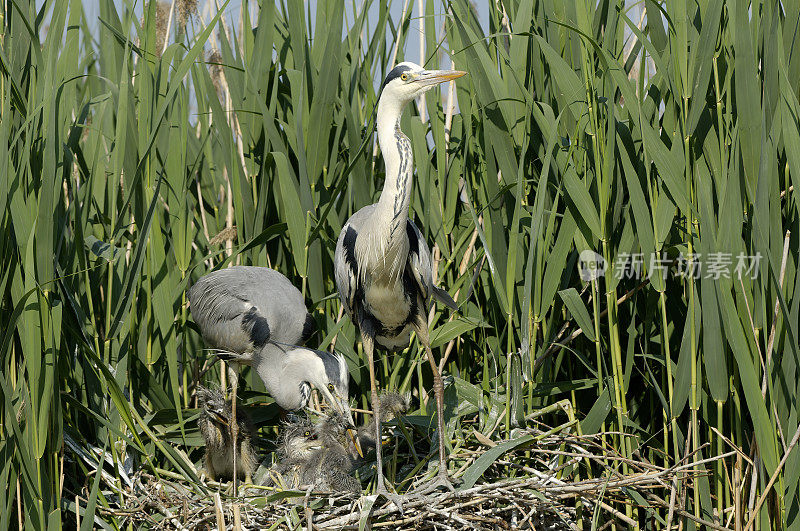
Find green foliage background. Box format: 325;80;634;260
1;0;799;528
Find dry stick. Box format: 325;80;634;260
762;230;791;400
739;275;766;386
735;453;743;531
719;452;735;529
418;46;458;336
233;504;242;531
443;50;456;148
534;279;649;373
161;0;176;57
646;492;731;531
439;37;463;315
535;446;663;472
215;64;241;264
154;499;188;531
710;426;754;467
214;492;225;530
202;1;239;484
738;265;772;514
496;0;511;43
667;420;692;530
428;507;478;529
195;179;214;269
780;185;794;199
745;423;800;531
416;0;426;123
747;454;760;524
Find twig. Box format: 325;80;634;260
647;492;731;531
762;230;791;399
214;492;225;530
534;279;649;373
161;0;176;57
710;426;754;466
745;423;800;531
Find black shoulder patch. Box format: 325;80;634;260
343;226;358;275
241;306;270;348
300;313;317;344
406;220;419;256
380;64;412;92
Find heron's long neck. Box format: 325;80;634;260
256;345;308;411
375;96;413;243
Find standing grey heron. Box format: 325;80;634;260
334;61;465;500
188;266;355;494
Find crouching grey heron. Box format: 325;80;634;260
188;266;355;494
334;61;465;503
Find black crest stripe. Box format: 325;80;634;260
380;64;412;92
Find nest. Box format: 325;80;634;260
93;421;724;530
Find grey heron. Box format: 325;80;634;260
197;386;257;484
188;266;355;494
334;61;466;500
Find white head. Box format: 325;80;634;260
378;61;466;108
275;348;353;425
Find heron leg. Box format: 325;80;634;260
362;326;407;511
227;362;240;497
414;321;457;494
362;331;384;485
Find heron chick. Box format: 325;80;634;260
351;392;410;459
197;386;257;483
272;392;409;494
318;392;410;461
269;416;360;494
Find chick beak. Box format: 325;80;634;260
348;427;363;458
209;410;229;426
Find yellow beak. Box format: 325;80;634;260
347;428;363;458
419;69;467;86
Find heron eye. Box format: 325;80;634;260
304;430;310;437
400;73;409;81
327;383;334;392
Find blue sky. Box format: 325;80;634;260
48;0;490;85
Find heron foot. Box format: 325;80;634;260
415;468;459;495
375;475;409;512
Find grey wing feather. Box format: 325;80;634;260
188;266;311;354
334;205;377;319
334;228;355;317
405;220;457;311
